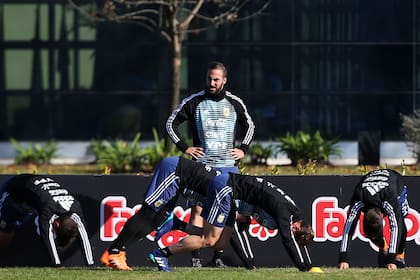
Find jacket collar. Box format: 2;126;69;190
204;88;226;101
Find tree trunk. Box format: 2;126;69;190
164;29;182;152
170;33;182;113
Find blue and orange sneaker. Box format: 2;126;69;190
100;248;132;271
149;249;171;272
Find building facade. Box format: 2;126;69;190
0;0;418;141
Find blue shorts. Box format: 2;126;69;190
201;173;235;228
144;156;181;212
185;166;238;208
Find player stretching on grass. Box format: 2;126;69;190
149;171;319;272
100;156;220;270
0;174;93;267
338;169;408;270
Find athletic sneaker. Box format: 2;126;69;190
191;257;203;268
212;258;227;268
149;249;171;272
155;212;174;241
100;249;133;271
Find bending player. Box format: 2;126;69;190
101;156;258;270
100;156;220;270
338;169;408;270
0;174;93;267
149;172;319;272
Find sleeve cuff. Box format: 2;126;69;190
339;252;349;263
175;142;189;153
239;144;249;154
387;253;397;265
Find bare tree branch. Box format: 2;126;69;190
233;0;272;22
68;0;272;150
178;0;205;30
69;0;272;32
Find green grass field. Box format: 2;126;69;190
1;267;420;280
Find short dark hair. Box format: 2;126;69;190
294;222;314;247
363;208;383;241
207;61;227;77
55;214;78;250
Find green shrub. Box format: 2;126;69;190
91;133;146;173
142;128;183;172
10;138;58;165
276;130;341;166
91;129;185;174
401;110;420;163
247;143;273;165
